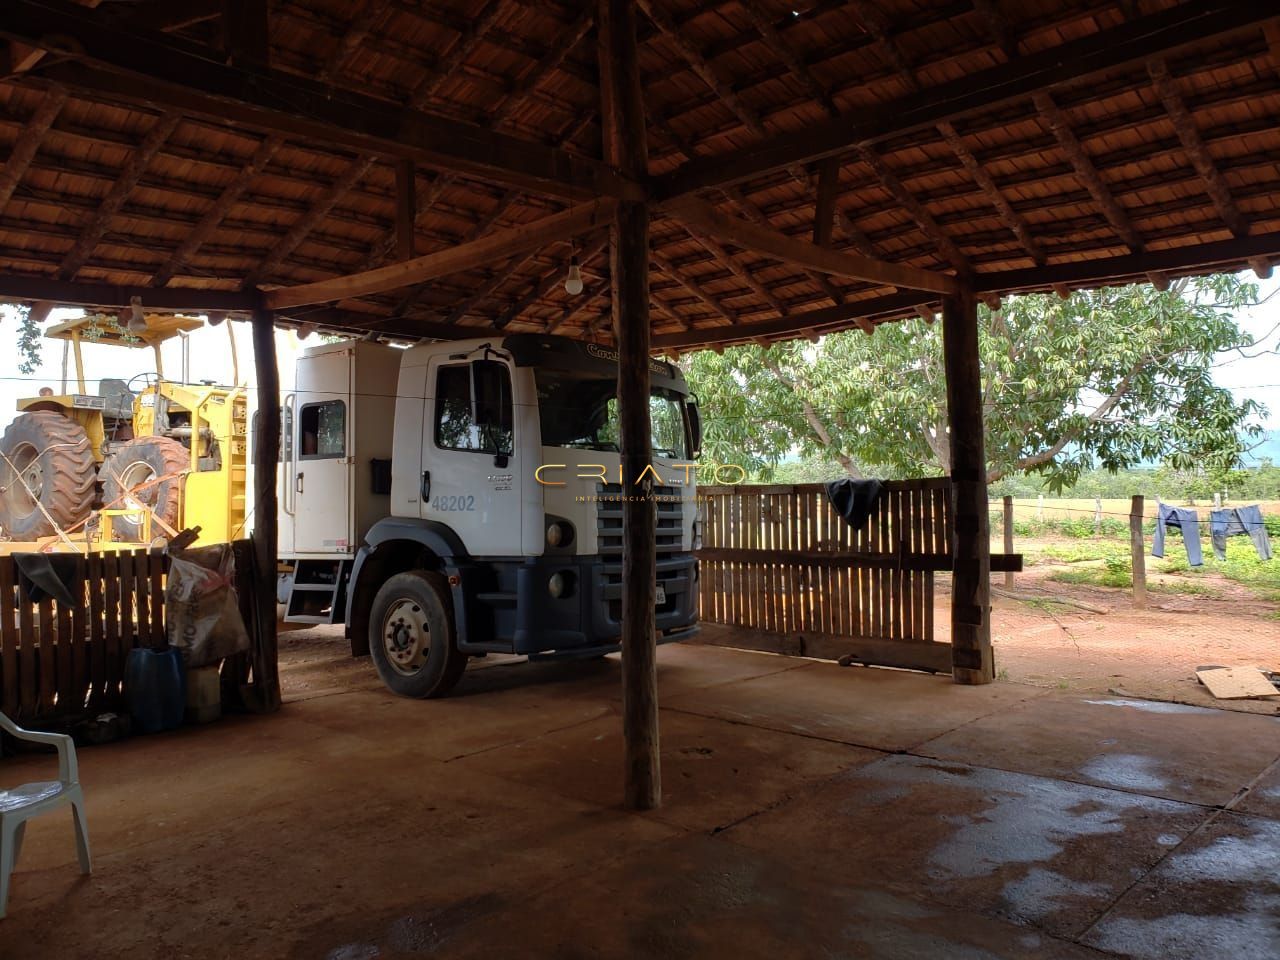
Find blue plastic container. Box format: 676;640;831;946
124;647;186;734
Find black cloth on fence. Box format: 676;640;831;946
13;553;78;607
824;478;885;531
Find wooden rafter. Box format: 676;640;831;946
651;251;737;325
263;198;616;309
666;196;956;294
149;134;284;287
7;0;624;202
656;1;1276;197
0;86;68;211
58;111;182;280
739;0;974;273
1148;59;1248;240
496;231;609;330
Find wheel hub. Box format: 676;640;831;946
382;599;430;675
2;441;42;518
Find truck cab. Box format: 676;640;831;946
277;334;701;698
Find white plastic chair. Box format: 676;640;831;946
0;712;91;919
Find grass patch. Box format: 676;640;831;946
1050;557;1131;589
1032;541;1130;565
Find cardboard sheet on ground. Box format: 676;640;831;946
1196;666;1280;700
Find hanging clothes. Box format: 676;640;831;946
824;478;884;530
1152;504;1203;567
1209;505;1272;562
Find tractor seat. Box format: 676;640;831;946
97;378;136;420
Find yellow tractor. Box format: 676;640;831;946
0;313;248;547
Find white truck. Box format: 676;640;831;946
276;334;702;697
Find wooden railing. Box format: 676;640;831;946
696;479;987;673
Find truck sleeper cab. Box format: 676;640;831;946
279;334;701;699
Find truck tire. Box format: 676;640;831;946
0;411;96;539
101;436;188;538
368;570;468;698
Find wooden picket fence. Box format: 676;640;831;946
696;479;959;673
0;539;277;728
0;549;167;726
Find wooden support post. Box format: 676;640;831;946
813;157;838;247
601;0;659;811
1130;495;1147;609
222;0;270;67
943;288;994;684
1003;495;1014;589
395;159;416;262
250;310;281;711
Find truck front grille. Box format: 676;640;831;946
596;482;686;618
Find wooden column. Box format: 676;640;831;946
601;0;659;810
250;309;282;710
394;159;416;262
942;288;994;684
1002;494;1014;589
1130;495;1147;609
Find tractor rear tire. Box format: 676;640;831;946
101;436;189;539
0;411;96;539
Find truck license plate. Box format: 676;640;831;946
655;583;667;605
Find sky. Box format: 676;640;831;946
0;267;1277;445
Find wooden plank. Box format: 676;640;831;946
103;552;121;698
37;598;54;713
150;551;166;645
665;196;956;295
265;198;617;309
55;588;73;712
701;624;953;674
251;314;283;705
133;550;151;647
87;552;105;707
17;580;36;718
118;549;135;649
1196;666;1280;700
69;556;87;712
0;559;18;716
813;157;839;247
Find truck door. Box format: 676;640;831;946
292;349;353;554
422;356;518;556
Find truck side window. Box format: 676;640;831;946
435;360;513;455
299;400;346;459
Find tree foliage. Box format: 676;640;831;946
9;303;44;375
684;276;1264;490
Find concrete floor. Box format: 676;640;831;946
2;644;1279;959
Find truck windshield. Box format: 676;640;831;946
535;371;689;459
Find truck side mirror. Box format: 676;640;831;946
687;398;702;459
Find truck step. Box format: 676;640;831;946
476;591;517;606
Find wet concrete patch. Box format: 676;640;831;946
663;661;1047;751
727;754;1210;938
1083;812;1280;959
374;834;1109;959
918;695;1280;806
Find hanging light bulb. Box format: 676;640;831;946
564;254;584;296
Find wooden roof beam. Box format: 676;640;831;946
0;272;260;312
0;86;68;211
681;226;790;318
656;1;1279;197
6;0;626;202
665;195;956;295
650;251;738;326
58;111;182;281
263;198;616;309
1148;58;1249;240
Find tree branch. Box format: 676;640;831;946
761;355;863;477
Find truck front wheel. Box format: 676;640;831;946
368;571;467;698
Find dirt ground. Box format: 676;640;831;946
977;544;1280;716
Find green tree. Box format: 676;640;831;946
685;276;1264;490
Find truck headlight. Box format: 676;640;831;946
546;520;574;548
548;571;576;598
